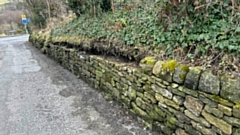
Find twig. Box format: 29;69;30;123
209;51;224;65
183;44;195;61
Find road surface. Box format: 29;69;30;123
0;35;158;135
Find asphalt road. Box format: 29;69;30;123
0;35;158;135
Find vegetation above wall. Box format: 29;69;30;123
50;0;240;78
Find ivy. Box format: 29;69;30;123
52;0;240;60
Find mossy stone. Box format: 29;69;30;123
139;57;157;75
152;61;164;77
184;67;202;90
131;102;149;119
173;64;189;84
159;60;178;82
220;75;240;103
198;71;220;95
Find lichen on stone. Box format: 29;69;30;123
159;60;178;82
161;60;178;73
173;64;189;84
139;57;157;75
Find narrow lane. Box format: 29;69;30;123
0;36;157;135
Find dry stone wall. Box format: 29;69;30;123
29;34;240;135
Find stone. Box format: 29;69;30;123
173;95;184;105
211;126;229;135
175;128;189;135
233;106;240;119
154;105;166;118
178;86;198;97
96;70;103;77
155;93;179;109
199;91;234;107
184;124;202;135
148;76;156;83
163;81;170;85
221;76;240;103
152;61;164;76
144;92;157;103
202;110;232;135
131;102;149;119
136;92;144;98
153;121;164;132
147;109;163;120
184;110;210;128
199;94;218;107
191;121;217;135
168;86;186;97
218;104;232;116
151;84;173;99
120;95;131;108
112;88;120;99
174;111;191;124
184;67;202;90
198;71;220;95
184;96;203;116
128;87;136;100
136;97;147;110
233;128;240;135
223;116;240;127
204;105;223;118
139;57;157;75
158;102;167;108
164;98;180;110
173;64;189;84
159;60;178;82
171;83;179;88
155;81;167;88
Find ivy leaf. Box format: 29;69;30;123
236;27;240;32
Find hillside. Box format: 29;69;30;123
48;1;240;78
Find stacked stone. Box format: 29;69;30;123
29;34;240;135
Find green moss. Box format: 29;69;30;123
210;95;233;106
168;116;178;125
179;64;189;80
212;95;225;101
140;57;157;66
235;103;240;109
161;60;178;73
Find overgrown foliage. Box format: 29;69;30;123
51;0;240;75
